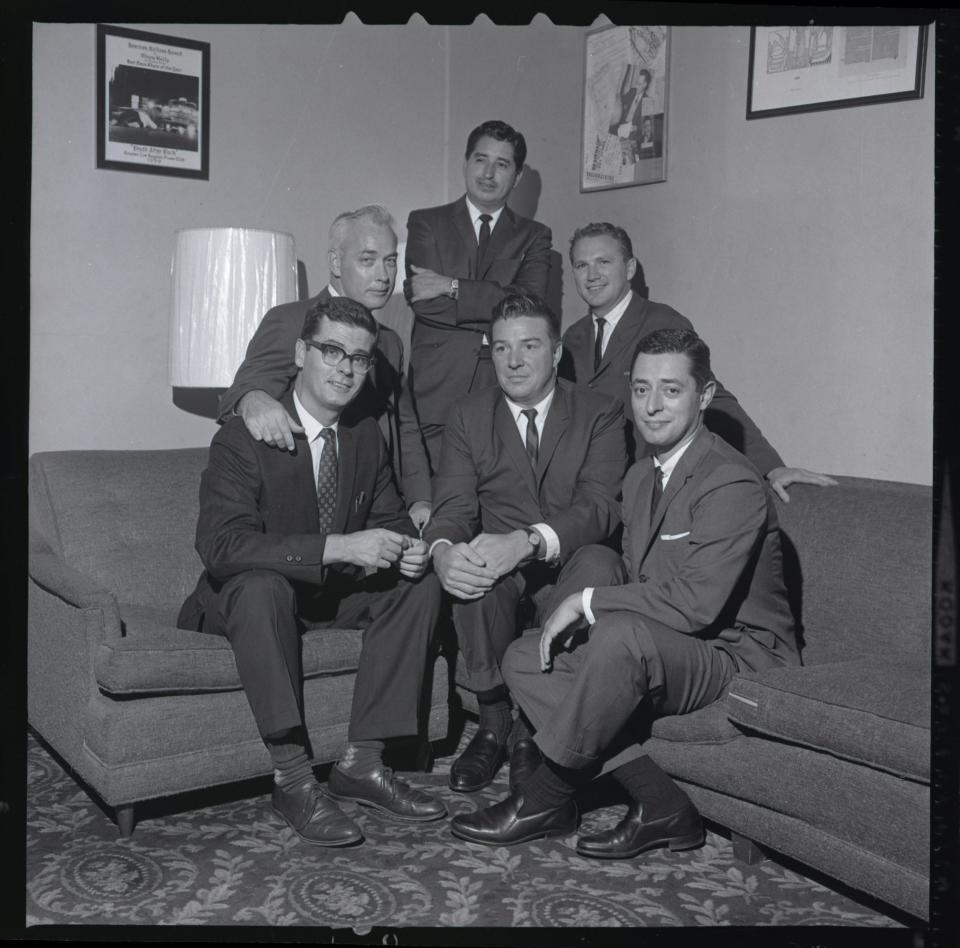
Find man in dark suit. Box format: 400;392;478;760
422;293;626;794
451;328;799;852
179;297;446;847
560;221;837;501
403;120;552;468
219;205;432;530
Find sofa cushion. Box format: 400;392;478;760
649;700;742;744
95;604;364;697
724;658;929;782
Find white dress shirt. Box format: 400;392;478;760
592;290;632;360
293;390;339;484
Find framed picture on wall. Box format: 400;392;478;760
96;24;210;179
746;25;926;119
580;25;669;192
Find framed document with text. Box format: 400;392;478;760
747;25;926;119
581;25;669;192
97;24;210;179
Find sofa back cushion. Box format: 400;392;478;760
29;449;208;609
776;476;930;665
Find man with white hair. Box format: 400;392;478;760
219;205;432;529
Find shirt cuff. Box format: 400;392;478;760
582;587;596;625
532;522;560;563
428;538;453;557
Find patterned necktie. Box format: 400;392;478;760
316;428;338;533
650;465;664;529
593;316;607;371
476;213;492;273
521;408;539;468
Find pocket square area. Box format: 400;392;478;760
660;531;691;540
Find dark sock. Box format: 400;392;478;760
612;756;692;820
508;711;534;750
265;727;314;790
476;685;513;744
337;739;385;775
517;758;581;815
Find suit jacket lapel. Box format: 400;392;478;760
593;295;646;382
453;198;479;277
334;425;356;532
479;206;517;279
639;427;713;563
536;384;568;485
286;395;322;530
494;395;538;500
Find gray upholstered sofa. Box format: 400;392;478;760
29;448;929;920
27;448;450;837
456;476;931;921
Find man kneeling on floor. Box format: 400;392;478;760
178;296;445;847
451;328;799;856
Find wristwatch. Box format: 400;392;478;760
526;529;542;556
449;278;459;300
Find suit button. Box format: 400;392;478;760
295;555;302;562
588;382;595;388
285;554;293;562
637;574;648;583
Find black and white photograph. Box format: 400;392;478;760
12;12;951;943
97;24;209;178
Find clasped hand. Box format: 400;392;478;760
433;531;528;601
404;265;452;303
339;530;429;578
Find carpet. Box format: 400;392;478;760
26;725;902;930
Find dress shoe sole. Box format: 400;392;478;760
325;789;447;823
271;805;364;847
450;819;578;847
576;828;705;859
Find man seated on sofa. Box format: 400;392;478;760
218;204;433;531
422;293;627;795
178;296;446;848
451;328;799;854
559;221;836;501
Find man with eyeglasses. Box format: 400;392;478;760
179;296;446;847
219;205;433;531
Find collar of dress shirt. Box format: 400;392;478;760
653;421;702;488
293;390;339;443
326;283;340;297
465;197;505;239
503;385;557;433
592;289;633;334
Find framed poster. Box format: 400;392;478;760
581;25;669;192
747;25;926;120
96;24;210;179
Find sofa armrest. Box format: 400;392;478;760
29;550;123;639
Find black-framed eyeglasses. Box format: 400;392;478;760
304;340;375;374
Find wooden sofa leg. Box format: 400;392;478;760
731;831;765;865
116;804;135;838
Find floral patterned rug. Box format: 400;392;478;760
26;726;902;931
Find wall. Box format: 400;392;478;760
446;22;935;484
32;22;934;483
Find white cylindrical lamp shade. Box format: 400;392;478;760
169;227;298;386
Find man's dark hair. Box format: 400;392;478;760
637;68;652;88
632;328;713;392
491;293;560;344
569;222;633;263
465;120;527;171
301;296;379;341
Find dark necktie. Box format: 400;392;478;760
476;213;492;273
316;428;338;533
593;316;607;371
649;465;664;528
521;408;539;468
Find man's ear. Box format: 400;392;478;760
513;166;524;187
699;379;717;412
294;338;306;370
552;340;562;368
626;256;638;281
327;247;341;279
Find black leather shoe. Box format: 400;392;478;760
327;764;447;822
450;790;578;846
272;778;363;847
508;738;542;794
449;729;506;793
576;801;704;859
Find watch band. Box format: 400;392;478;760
450;278;459;300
